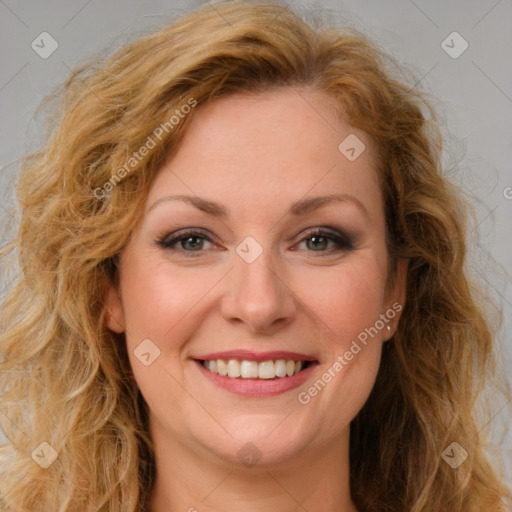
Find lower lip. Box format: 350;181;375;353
195;360;317;397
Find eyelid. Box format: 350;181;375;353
297;226;352;242
159;227;214;244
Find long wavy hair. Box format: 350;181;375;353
0;1;509;510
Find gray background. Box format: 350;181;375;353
1;0;511;490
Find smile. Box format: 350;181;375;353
201;358;310;379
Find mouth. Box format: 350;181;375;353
199;358;312;379
193;350;319;397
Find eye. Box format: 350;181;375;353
295;228;354;253
157;226;354;257
157;229;215;255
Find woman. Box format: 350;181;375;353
0;1;509;511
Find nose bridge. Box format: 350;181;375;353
222;242;295;333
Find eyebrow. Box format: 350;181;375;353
147;193;369;219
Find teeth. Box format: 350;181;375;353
274;359;287;378
217;359;228;376
258;361;275;379
240;360;259;378
227;359;241;378
202;358;310;379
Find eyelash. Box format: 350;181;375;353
157;227;354;256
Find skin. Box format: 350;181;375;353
105;87;407;512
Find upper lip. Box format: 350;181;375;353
194;350;317;362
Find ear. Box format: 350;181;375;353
382;257;408;341
104;278;125;334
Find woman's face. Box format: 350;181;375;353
106;87;406;468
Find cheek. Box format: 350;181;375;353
119;252;224;350
295;253;388;344
291;255;388;431
295;261;386;422
118;254;223;412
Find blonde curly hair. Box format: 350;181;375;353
0;1;509;510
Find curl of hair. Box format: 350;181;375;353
0;1;509;510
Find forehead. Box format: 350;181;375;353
147;87;382;216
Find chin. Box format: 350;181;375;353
193;415;317;468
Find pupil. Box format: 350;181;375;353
184;237;202;250
309;236;327;250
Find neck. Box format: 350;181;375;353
147;423;358;512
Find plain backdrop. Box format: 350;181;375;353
1;0;511;491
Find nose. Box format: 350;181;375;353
221;249;297;335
